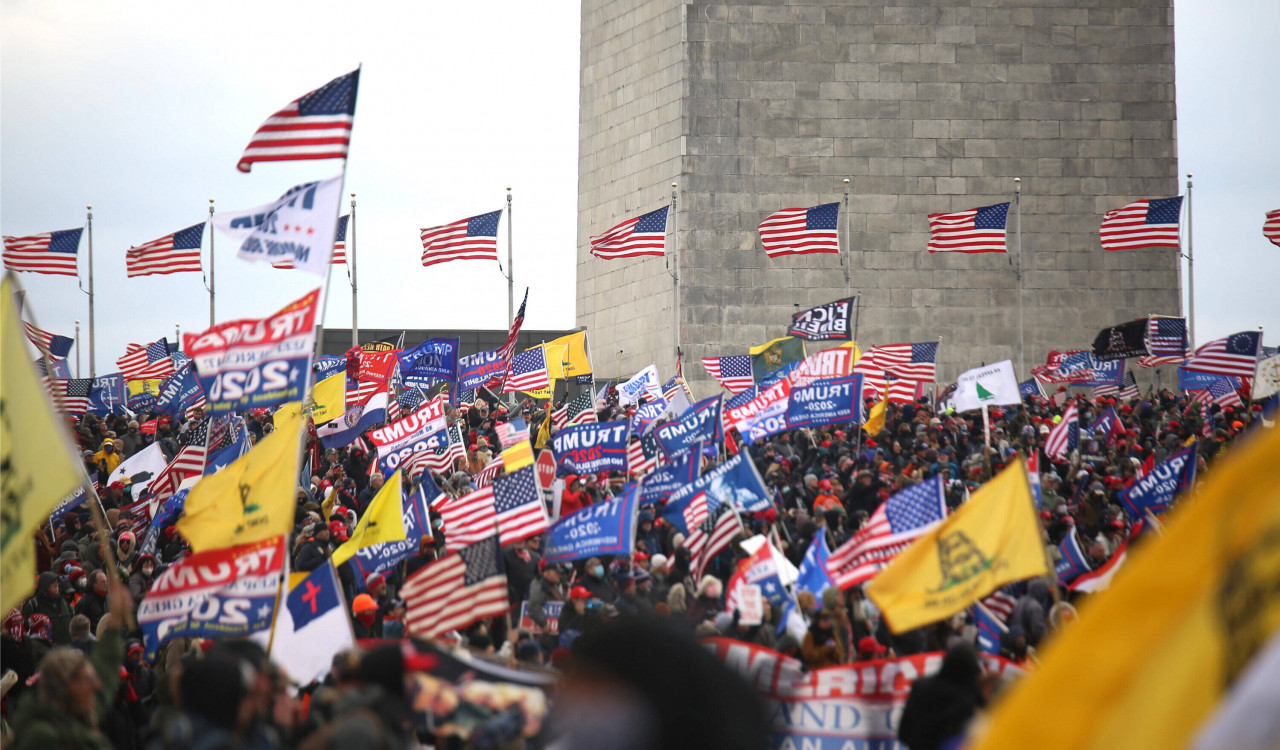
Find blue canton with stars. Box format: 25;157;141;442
974;203;1010;229
466;210;503;238
884;476;946;534
297;69;359;116
48;228;84;255
911;342;939;362
1145;196;1183;225
459;536;504;585
1225;331;1260;356
172;223;206;250
493;466;540;515
145;339;171;364
725;384;759;411
634;206;669;234
806;202;840;230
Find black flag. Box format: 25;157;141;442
1091;320;1148;361
788;297;856;342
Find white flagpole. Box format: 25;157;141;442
843;178;851;298
670;182;680;373
349;193;359;349
1185;173;1195;350
74;319;81;378
507;187;514;332
85;206;95;377
1015;177;1024;378
207;199;216;327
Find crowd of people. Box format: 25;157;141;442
1;373;1269;750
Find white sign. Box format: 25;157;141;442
739;584;764;626
213;174;344;277
952;359;1021;412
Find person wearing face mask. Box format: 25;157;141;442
92;439;122;487
119;421;144;457
581;557;617;603
74;570;111;633
128;554;158;602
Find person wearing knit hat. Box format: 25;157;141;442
351;593;380;639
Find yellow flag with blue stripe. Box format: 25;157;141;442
310;372;346;425
331;470;406;568
866;457;1049;633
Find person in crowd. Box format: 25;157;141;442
897;643;985;750
23;571;73;646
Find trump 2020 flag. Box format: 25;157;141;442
543;482;640;564
552;420;629;476
1119;443;1197;520
787;374;863;430
212;175;344;276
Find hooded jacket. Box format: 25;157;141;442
23;572;73;645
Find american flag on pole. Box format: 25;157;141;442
504;346;551;394
1099;197;1183;251
864;343;939;382
48;379;93;415
271;215;348;268
420;210;502;267
432;485;497;551
1139;316;1187;367
126;222;205;277
926;203;1009;254
1207;377;1244;409
1265;209;1280;248
423;423;467;476
981;587;1019;623
486;288;528;391
117;339;175;380
1044;402;1079;462
473;454;506;488
565;391;598;426
627;432;662;477
589;206;668;260
828;476;948;589
1183;331;1262;379
23;321;73;359
701;356;754;394
149;418;210;502
758;202;840;258
237;68;360;172
1097;371;1140;400
491;466;549;545
403;536;508;639
3;228;83;276
551;402;569;432
684;498;743;580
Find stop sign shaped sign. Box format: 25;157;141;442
535;448;557;490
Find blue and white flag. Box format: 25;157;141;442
155;363;207;417
205;424;251;475
663;450;774;525
1055;531;1092;585
973;602;1007;655
1018;378;1043;400
351;479;433;585
543;482;640;564
49;484;90;525
618;365;661;405
256;562;353;685
212;174;345;276
139;485;192;557
312;355;347;383
317;392;389;450
629;396;669;435
794;534;836;598
786;374;862;430
655;395;722;458
1119;443;1197;519
458;349;506;392
1177;368;1240;392
1087;406;1124;444
637;449;699;506
398;338;460;387
87;373;127;415
552;420;629;476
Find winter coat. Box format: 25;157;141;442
9;626;123;750
74;589;110;633
24;572;73;645
897;644;984;750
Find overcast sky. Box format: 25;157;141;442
2;0;1275;376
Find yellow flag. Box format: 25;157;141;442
0;277;84;614
522;381;555;400
838;340;862;367
973;426;1280;750
534;406;553;450
310;372;346;425
545;331;592;381
331;471;406;568
177;403;303;552
863;385;888;435
866;458;1048;633
502;441;534;472
127;378;165;398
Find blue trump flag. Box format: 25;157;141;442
1119;443;1197;519
1018;378;1042;400
351;478;433;586
543;482;640;564
654;395;722;458
552;420;629;476
1087;406;1123;444
663;450;774;528
155;363;207;417
398;338;459;388
629;397;668;435
1055;531;1092;585
312;355;346;382
973;602;1007;655
794;535;836;598
637;449;699;506
87;373;128;415
458;349;506;391
1177;368;1240;391
786;374;863;430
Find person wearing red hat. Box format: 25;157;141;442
813;479;842;515
559;476;591;517
351;593;380;639
856;635;888;661
558;585;598;647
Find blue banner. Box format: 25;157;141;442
551;420;629;477
127;381;160;412
49;485;89;524
628;397;668;435
1018;378;1041;399
351;480;433;585
458;349;506;391
654;395;722;458
398;338;460;387
1119;443;1197;519
205;425;250;475
1064;353;1123;387
637;450;699;506
1086;406;1123;444
1054;532;1091;585
1177;368;1240;391
543;482;640;563
155;363;207;417
87;373;127;415
786;374;862;429
662;451;774;532
312;355;346;383
794;535;836;598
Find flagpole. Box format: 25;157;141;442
670;182;680;372
74;320;81;378
349;193;359;349
207;199;216;327
507;187;514;332
842;178;851;298
1015;177;1024;378
86;205;95;377
1185;173;1195;350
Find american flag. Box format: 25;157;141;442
432;485;498;551
396;387;425;415
628;432;661;477
864;342;939;382
49;379;93;415
237;68;360;172
403;536;508;639
22;321;73;359
1183;331;1262;379
1052;389;1071;408
420;209;502;267
926;202;1008;253
981;587;1019;623
683;496;742;580
828;476;947;589
117;338;175;380
423;423;467;476
1094;371;1140;400
1139;316;1187;366
590;206;668;260
758;202;840;258
551;402;569;431
473;454;506;488
702;355;754;394
487;289;528;391
852;360;888;399
497;419;531;449
118;496;152;539
1100;197;1183;251
504;346;550;394
1044;402;1079;462
126;222;205;277
1207;377;1244;409
3;228;82;276
272;215;348;268
491;466;549;545
1265;209;1280;248
565;391;598;426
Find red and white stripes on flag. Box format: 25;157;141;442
23;322;72;359
48;379;93;415
863;343;939;382
683;498;743;580
551;403;569;432
491;466;549;545
503;346;551;394
117;340;175;380
1182;332;1262;379
758;203;840;258
590;206;669;260
3;228;83;277
926;202;1009;253
148;446;205;503
701;356;754;394
420;210;502;267
431;486;497;551
1265;209;1280;248
236;69;359;173
827;479;947;590
1099;197;1183;251
403;536;508;640
1044;402;1079;462
126;223;206;278
981;589;1018;622
473;455;506;488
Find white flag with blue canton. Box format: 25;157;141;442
213;174;344;277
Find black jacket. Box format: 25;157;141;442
897;644;984;750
